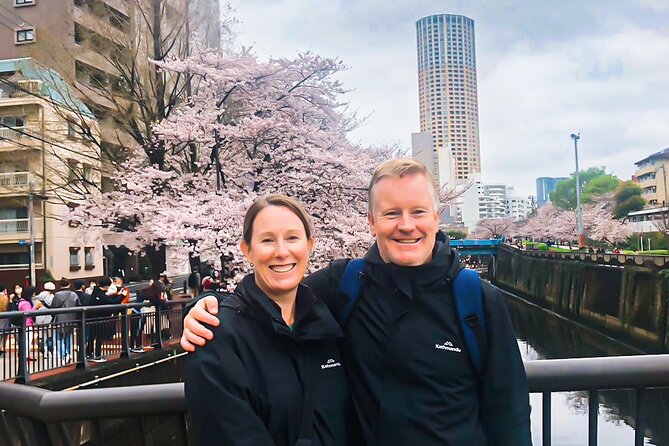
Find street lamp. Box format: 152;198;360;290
570;133;586;248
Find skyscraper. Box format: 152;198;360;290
536;176;568;207
416;14;481;183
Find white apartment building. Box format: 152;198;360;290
457;174;533;230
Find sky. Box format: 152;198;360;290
224;0;669;196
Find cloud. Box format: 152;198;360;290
226;1;669;195
478;25;669;192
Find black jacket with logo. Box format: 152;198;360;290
304;231;532;446
185;274;354;446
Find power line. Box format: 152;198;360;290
0;4;33;28
0;122;102;164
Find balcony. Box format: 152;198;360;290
0;218;29;233
0;80;43;99
0;126;40;151
0;172;31;195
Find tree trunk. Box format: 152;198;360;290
145;244;167;277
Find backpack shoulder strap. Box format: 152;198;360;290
338;258;367;323
452;268;488;378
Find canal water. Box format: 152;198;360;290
504;289;669;446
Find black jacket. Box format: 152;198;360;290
89;287;125;319
304;231;532;446
185;274;353;446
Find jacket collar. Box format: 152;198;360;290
234;274;344;341
363;230;463;300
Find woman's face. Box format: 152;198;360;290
15;285;22;295
241;205;313;300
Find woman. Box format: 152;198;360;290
185;195;352;446
18;287;36;361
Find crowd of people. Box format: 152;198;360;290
187;267;223;298
0;273;174;363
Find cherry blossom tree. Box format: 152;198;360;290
584;200;632;246
472;217;514;239
517;200;630;247
70;45;381;280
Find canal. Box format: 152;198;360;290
504;288;669;446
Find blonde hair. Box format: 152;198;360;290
367;158;439;213
242;194;315;244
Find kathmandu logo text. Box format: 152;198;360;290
435;341;462;353
321;358;342;370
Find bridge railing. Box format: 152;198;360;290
0;299;191;383
0;354;668;446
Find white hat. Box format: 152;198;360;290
43;282;55;291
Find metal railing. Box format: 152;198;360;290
0;126;34;142
0;353;668;445
0;218;29;233
0;171;30;188
0;299;189;383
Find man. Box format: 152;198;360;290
73;279;93;359
187;266;201;298
51;278;81;362
89;277;125;362
181;158;532;445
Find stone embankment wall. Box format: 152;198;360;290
493;245;669;352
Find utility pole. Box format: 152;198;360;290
571;133;586;248
28;192;36;287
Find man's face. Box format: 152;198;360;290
368;173;440;266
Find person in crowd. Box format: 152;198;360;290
158;273;173;299
112;277;131;304
182;159;532;445
89;277;125;362
34;282;55;357
34;281;55;309
210;269;222;292
10;284;22;301
51;278;81;362
73;279;93;358
0;284;9;355
8;284;22;328
136;278;170;346
18;286;37;361
187;266;201;298
84;279;97;295
185;194;352;446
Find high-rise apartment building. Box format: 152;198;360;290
416;14;481;183
0;0;219;281
457;174;532;230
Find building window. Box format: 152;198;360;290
14;0;35;6
82;163;92;181
15;28;35;43
67;159;79;182
84;247;95;270
69;247;81;271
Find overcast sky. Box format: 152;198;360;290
225;0;669;196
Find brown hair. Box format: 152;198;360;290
367;158;439;213
242;194;315;245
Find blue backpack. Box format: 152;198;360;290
337;259;488;378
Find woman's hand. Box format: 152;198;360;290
181;296;220;352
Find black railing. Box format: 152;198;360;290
0;299;189;383
0;354;668;445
